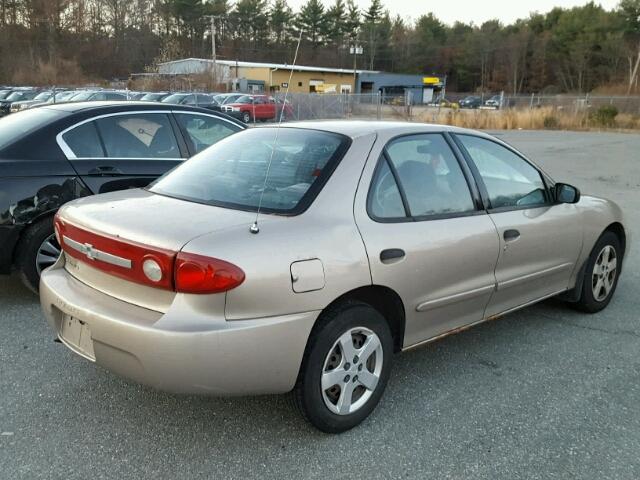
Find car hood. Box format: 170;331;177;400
58;188;261;252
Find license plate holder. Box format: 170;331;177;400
60;315;96;361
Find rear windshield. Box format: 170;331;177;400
0;108;65;150
150;127;350;214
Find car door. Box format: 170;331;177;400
173;112;243;155
253;96;269;119
453;134;583;317
58;111;186;194
354;132;501;348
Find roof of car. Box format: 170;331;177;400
36;101;245;128
41;101;218;114
261;120;479;139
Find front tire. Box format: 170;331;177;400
292;301;393;433
16;216;61;293
574;231;621;313
242;111;252;123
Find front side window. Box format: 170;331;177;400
456;135;547;209
95;113;180;159
175;113;240;154
61;122;104;158
150;127;349;214
370;134;475;219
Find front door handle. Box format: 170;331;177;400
380;249;405;263
503;229;521;242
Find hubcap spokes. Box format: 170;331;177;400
592;245;617;302
321;327;383;416
36;234;61;274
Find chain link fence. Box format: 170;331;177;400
269;92;640;123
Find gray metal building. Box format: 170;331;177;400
355;72;445;104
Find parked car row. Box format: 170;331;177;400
458;94;503;109
0;86;294;124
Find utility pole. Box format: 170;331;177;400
350;45;363;93
205;15;222;88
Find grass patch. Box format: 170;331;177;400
418;106;640;131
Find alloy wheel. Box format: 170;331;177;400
592;245;617;302
36;233;61;274
321;327;383;415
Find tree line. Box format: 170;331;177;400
1;0;639;94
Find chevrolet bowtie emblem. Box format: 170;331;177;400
81;243;97;260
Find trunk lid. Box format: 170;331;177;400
58;188;258;312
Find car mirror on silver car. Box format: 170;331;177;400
555;183;581;204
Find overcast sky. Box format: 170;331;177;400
285;0;620;25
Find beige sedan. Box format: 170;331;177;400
40;122;628;433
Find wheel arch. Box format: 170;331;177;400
12;209;58;265
604;222;626;264
319;285;406;353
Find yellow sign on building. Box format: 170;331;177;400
423;77;441;85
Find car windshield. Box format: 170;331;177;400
48;91;75;103
0;108;65;150
33;92;52;101
141;93;166;101
234;95;254;104
222;94;243;104
150;128;349;214
162;94;188;104
7;91;32;101
69;91;95;101
0;91;12;100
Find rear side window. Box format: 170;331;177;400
456;135;547;209
150;127;350;214
175;114;240;154
95;113;180;159
61;122;104;158
369;134;475;219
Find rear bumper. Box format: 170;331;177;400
0;224;22;274
40;262;318;395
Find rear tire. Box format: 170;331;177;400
573;231;621;313
16;216;60;294
292;301;393;433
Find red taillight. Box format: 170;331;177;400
175;252;245;294
55;216;245;294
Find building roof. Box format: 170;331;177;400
158;58;378;75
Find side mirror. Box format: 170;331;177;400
555;183;581;204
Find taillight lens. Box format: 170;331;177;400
55;217;245;294
175;252;245;294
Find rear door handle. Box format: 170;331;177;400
380;249;405;263
503;229;521;242
88;166;123;176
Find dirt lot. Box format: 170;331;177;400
1;130;639;479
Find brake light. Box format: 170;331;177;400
175;252;245;294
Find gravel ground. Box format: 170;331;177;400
1;130;639;479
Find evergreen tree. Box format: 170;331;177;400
296;0;326;49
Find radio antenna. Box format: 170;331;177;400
250;29;304;234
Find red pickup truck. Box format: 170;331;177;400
222;94;293;123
